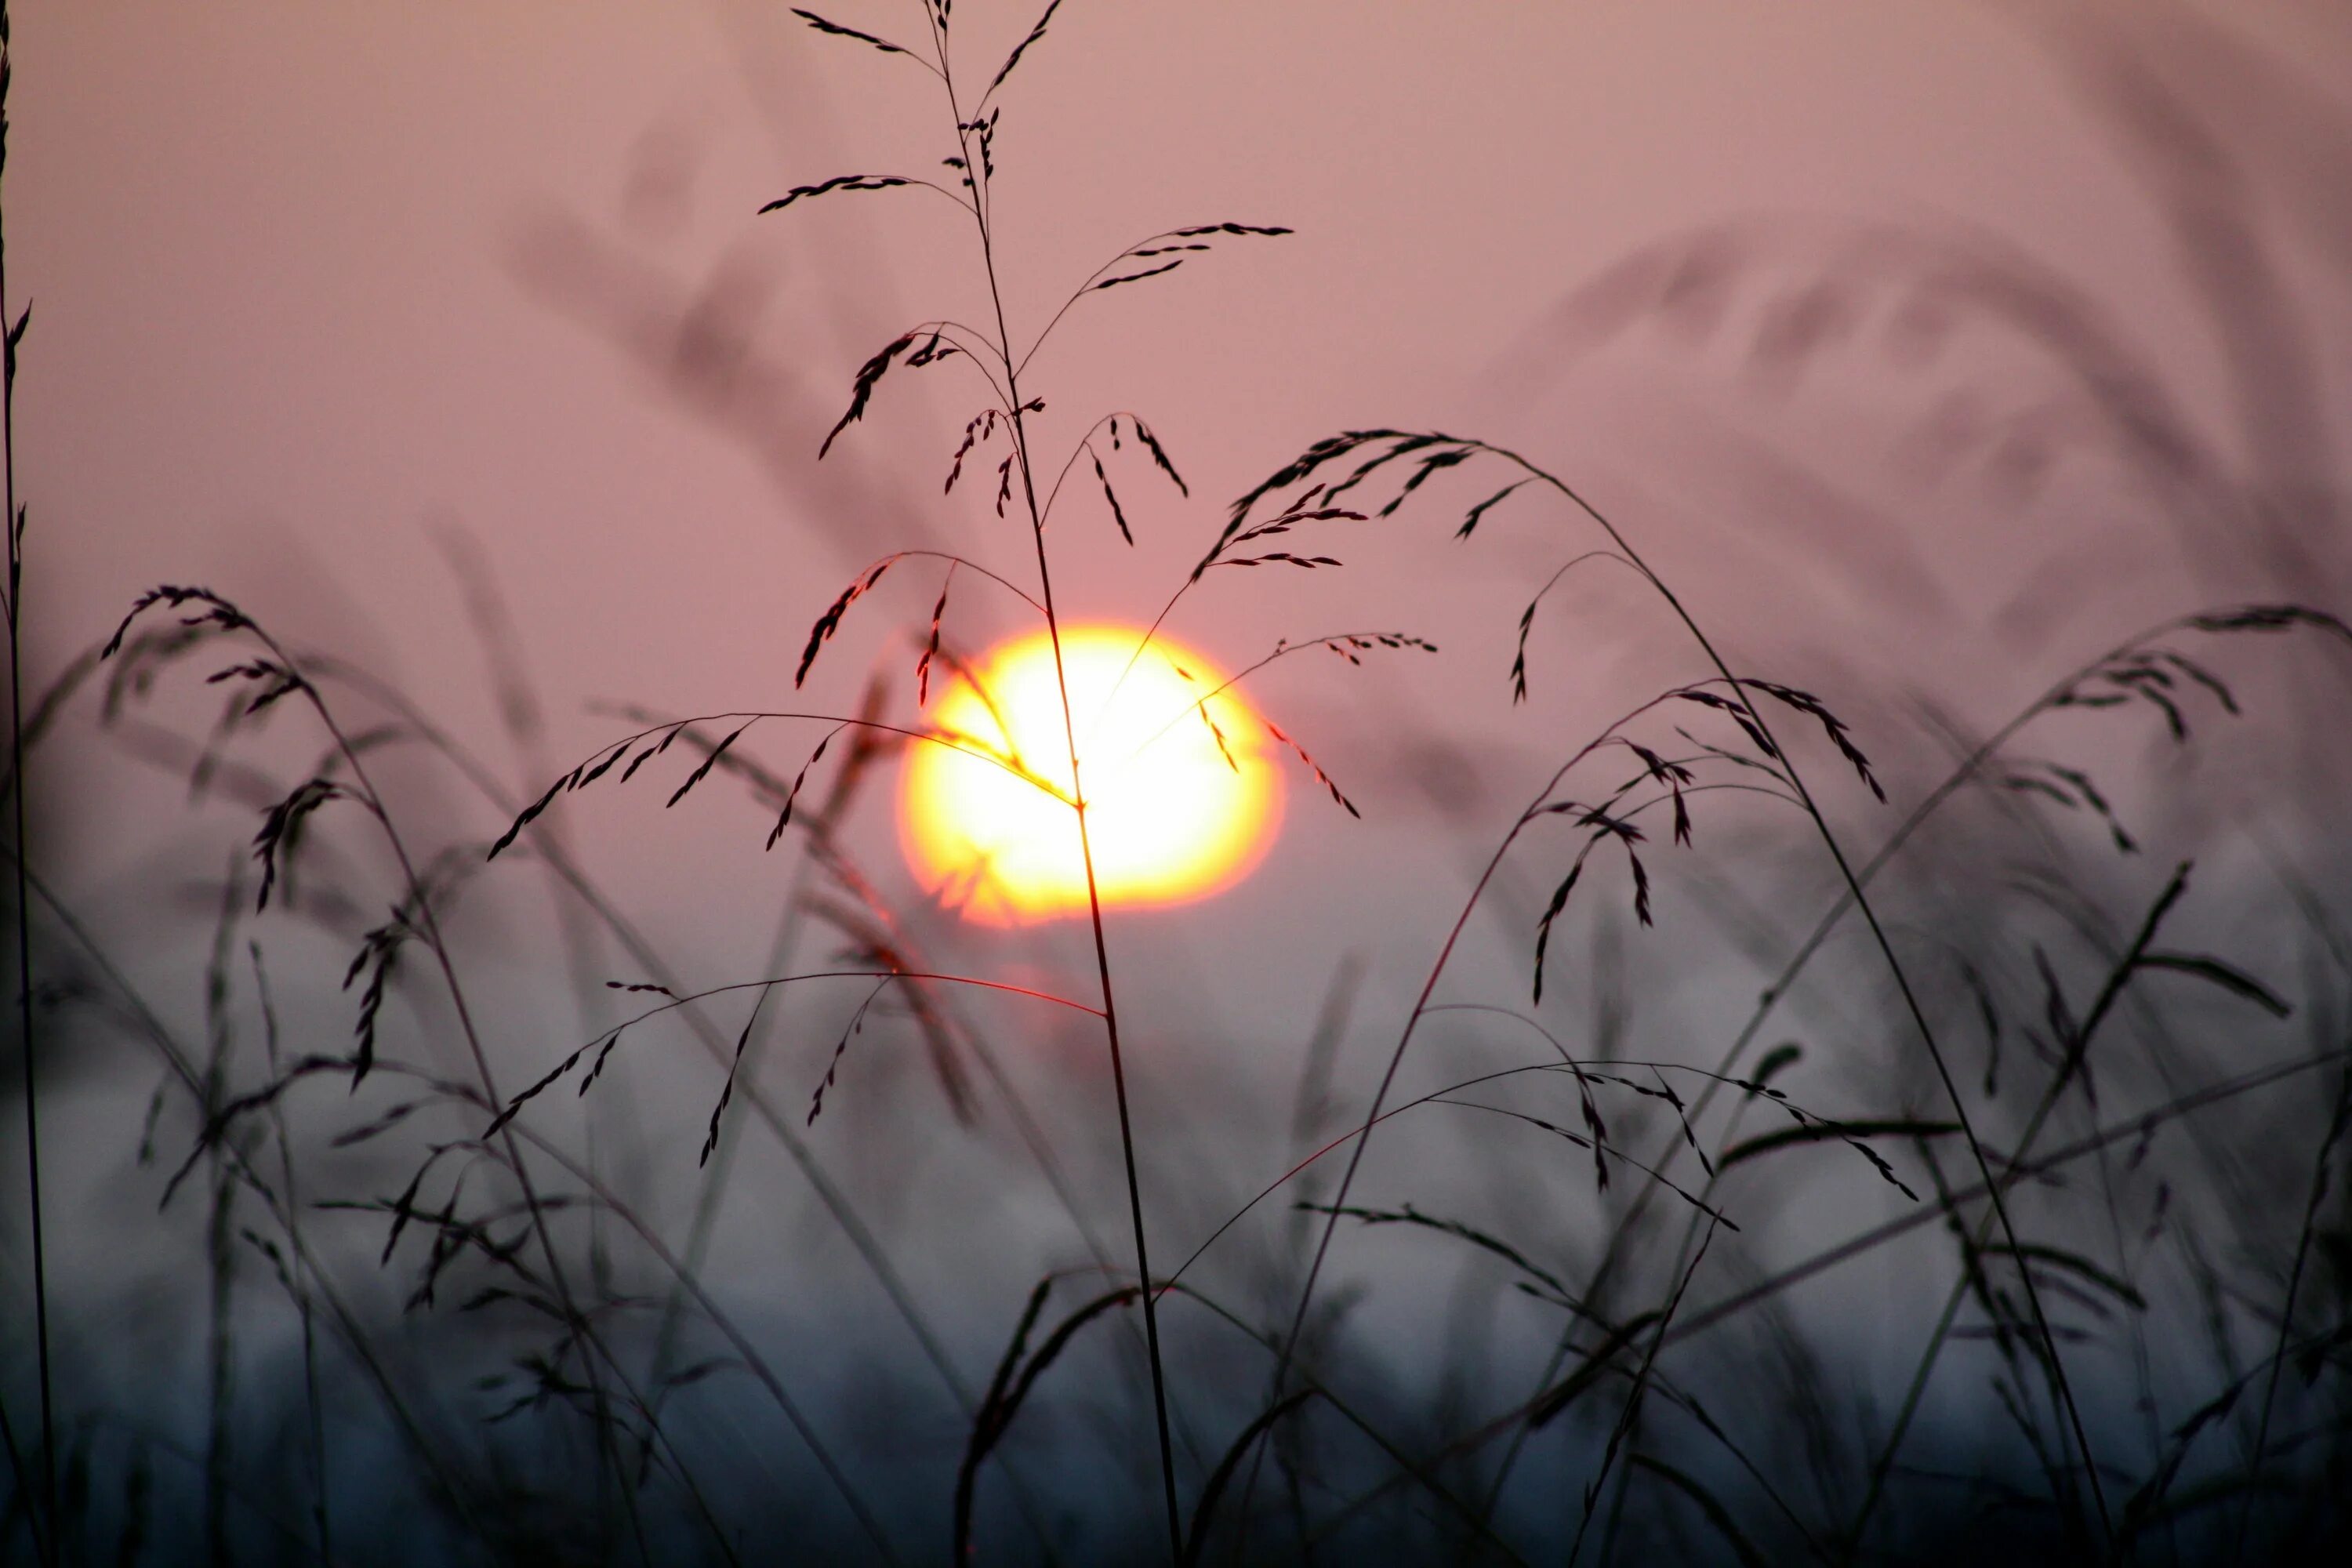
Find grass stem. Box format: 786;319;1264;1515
917;13;1186;1554
0;10;58;1555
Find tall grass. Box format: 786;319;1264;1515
8;3;2352;1565
0;5;59;1563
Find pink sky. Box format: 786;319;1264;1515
14;0;2352;996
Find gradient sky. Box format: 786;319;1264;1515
15;0;2352;1004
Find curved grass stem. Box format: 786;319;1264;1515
1241;434;2112;1547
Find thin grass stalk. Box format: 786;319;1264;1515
493;1112;897;1563
471;815;1028;1549
222;620;652;1557
1166;1036;2336;1355
1483;440;2114;1537
1846;864;2195;1549
608;690;1235;1456
2233;865;2352;1559
916;13;1184;1553
1156;1283;1527;1564
0;9;55;1556
469;1244;747;1568
71;1422;325;1564
156;1031;744;1565
1236;1004;2322;1543
310;663;1004;1439
441;529;634;1329
200;863;241;1568
652;802;826;1381
1307;1043;2347;1538
639;711;1118;1554
2234;1057;2352;1562
1240;686;1741;1529
1;842;501;1550
2090;1118;2180;1568
0;1390;41;1566
1496;1034;2352;1504
1479;603;2292;1518
624;714;857;1396
1631;1380;1835;1567
1567;1217;1721;1566
251;942;330;1566
649;790;1065;1560
1181;1391;1313;1565
1005;405;1185;1552
1266;434;2114;1541
1593;1439;1639;1568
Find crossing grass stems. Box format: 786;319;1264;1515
11;3;2352;1565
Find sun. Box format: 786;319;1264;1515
899;624;1283;924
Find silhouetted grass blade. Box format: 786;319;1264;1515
818;333;917;459
787;9;914;59
1091;450;1132;544
956;1281;1142;1559
1182;1391;1315;1565
2133;952;2291;1017
1133;418;1188;496
1456;479;1528;539
1094;259;1183;292
985;0;1064;99
663;723;749;808
759;173;913;216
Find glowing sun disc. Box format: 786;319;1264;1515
899;625;1283;924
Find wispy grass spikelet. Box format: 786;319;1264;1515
986;0;1064;98
799;560;893;686
1091;450;1132;544
700;989;771;1167
818;333;916;459
808;979;891;1127
252;779;347;910
663;723;749;808
1266;721;1357;817
767;729;838;850
956;1279;1143;1559
786;9;914;60
917;571;953;703
760;172;915;216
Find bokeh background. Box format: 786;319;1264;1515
7;2;2352;1562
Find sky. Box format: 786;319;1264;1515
12;0;2347;998
5;0;2345;1119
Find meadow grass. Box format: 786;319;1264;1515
8;4;2352;1565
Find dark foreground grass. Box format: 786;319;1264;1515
9;4;2352;1565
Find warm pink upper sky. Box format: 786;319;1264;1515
15;1;2352;961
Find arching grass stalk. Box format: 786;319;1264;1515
317;662;1051;1457
97;589;655;1558
4;846;499;1548
1479;601;2347;1519
1216;681;1771;1537
1246;1044;2347;1544
249;942;331;1567
1843;863;2212;1550
1232;430;2114;1543
347;662;1078;1555
2234;1047;2352;1563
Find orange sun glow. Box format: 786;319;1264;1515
898;625;1283;924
